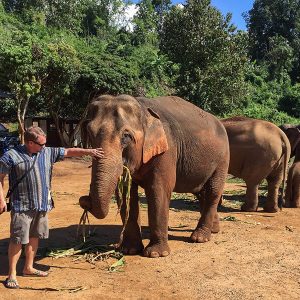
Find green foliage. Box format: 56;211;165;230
229;63;299;124
0;28;44;103
279;83;300;118
132;0;158;46
247;0;300;83
160;0;250;115
0;0;298;125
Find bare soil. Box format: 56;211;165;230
0;158;299;300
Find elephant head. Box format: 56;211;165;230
279;124;300;159
79;94;168;219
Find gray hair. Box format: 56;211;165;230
24;126;46;142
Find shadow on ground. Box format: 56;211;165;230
0;222;195;277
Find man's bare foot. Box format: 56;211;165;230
22;268;48;277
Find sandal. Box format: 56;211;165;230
23;270;49;277
4;278;19;289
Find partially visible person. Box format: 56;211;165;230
0;126;104;289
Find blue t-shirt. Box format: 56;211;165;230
0;145;65;212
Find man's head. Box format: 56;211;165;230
24;126;47;154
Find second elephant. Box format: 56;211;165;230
222;117;291;212
285;161;300;208
279;124;300;161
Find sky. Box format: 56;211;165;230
210;0;254;30
172;0;254;30
126;1;254;31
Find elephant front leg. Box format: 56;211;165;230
143;185;172;258
119;182;144;255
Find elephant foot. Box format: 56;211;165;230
119;227;144;255
190;226;211;243
241;203;258;212
143;241;170;258
120;240;144;255
263;204;279;213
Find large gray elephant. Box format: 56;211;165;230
279;124;300;161
221;117;291;212
79;94;229;258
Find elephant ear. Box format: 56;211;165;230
143;108;169;164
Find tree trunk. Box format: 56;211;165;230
16;96;29;144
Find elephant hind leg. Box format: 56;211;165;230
241;183;259;212
194;191;220;233
264;170;283;212
191;169;225;243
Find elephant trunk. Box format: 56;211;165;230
79;154;123;219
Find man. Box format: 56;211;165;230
0;126;104;289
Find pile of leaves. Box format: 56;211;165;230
46;240;125;272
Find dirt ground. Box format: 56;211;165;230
0;158;299;300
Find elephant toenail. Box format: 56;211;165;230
150;252;159;258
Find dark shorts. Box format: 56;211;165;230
10;211;49;244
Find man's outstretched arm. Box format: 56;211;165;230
64;148;104;159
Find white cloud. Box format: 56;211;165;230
112;4;138;31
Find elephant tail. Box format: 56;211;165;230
279;137;291;210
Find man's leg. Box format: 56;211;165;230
22;237;47;276
6;211;30;288
6;242;22;288
23;238;38;273
23;212;49;276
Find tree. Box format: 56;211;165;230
160;0;249;115
0;28;45;142
132;0;159;46
247;0;300;82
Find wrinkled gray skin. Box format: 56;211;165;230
285;161;300;208
80;94;229;258
222;117;291;212
279;124;300;162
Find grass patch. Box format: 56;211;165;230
223;189;245;195
226;176;245;183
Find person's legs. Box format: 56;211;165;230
6;242;22;288
5;211;31;288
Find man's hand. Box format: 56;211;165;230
0;198;7;214
88;148;104;159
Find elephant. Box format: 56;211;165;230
79;94;229;258
285;161;300;208
221;117;291;212
279;124;300;162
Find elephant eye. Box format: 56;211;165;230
121;132;133;146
